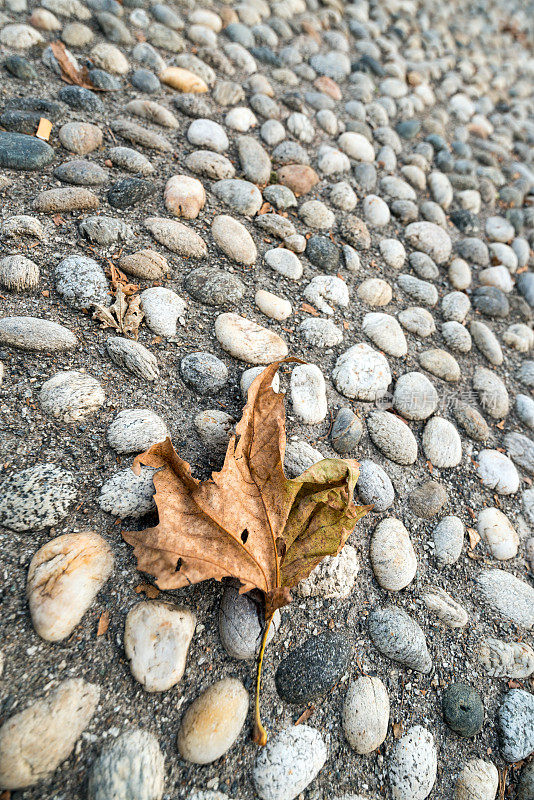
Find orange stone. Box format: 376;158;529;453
314;76;342;101
159;67;208;93
277;165;319;196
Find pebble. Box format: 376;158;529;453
161;67;208;93
454;760;498;800
0;316;77;351
194;410;234;455
422;417;462;468
330;407;362;454
504;431;534;475
54;255;109;310
419;349;461;382
256;290;291;321
27;531;113;642
473;367;509;418
388;726;437;800
422;586;468;628
476;570;534;630
433;516;464;566
398;307;436;338
87;730;165;800
357;278;392;307
362;313;407;358
305;236;340;272
0;679;99;790
98;466;156;518
177;678;248;764
290;364;327;425
470;321;503;366
409;481;448;519
33;187;99;214
516;395;534;430
442;684;484;738
212;215;256;265
370;518;417;591
477;507;519;560
106;337;159;382
218;585;276;660
404;221;452;264
108;146;155;175
145;217;207;258
112;119;172;153
342;676;389;754
277;164;319;195
0;255;39;292
39;370;105;422
296;545;359;600
518;763;534;800
393;372;437;420
367;411;418;466
124;601;196;691
188;119;228;152
186;266;244;307
478;638;534;679
275;631;351;705
213;178;262;216
79;216;133;246
108;178;156;209
58;122;103;155
54;159;108;186
368;606;432;673
299;318;343;348
497;689;534;762
397;274;438;307
215;313;287;364
333;343;391;401
356;459;394;511
304;276;349;315
0;463;76;532
107;409;169;454
140;287;186;337
472;287;509;319
265;248;302;280
181;352;228;395
252;726;326;800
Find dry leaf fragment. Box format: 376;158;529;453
35;118;52;141
468;527;481;549
49;41;97;90
392;722;403;738
123;360;371;744
134;583;160;599
96;610;110;636
93;287;144;340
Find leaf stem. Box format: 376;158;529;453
252;612;273;746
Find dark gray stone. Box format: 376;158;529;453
331;407;363;454
58;86;105;113
131;69;161;93
88;69;122;91
4;55;37;81
275;632;352;705
442;683;484;737
472;286;509;318
180;352;228;394
185;266;245;307
517;272;534;307
108;178;156;209
0;132;54;170
306;236;340;272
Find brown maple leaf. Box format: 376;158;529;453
123;360;371;743
49;41;105;91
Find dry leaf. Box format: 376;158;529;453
108;264;140;297
135;583;160;599
392;721;403;738
300;303;320;316
35;118;52;141
93;286;144;340
96;610;110;636
294;705;315;725
49;41;97;90
124;360;371;743
468;527;481;549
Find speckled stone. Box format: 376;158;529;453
180;352;228;394
87;730;165;800
368;606;432;673
0;463;76;532
275;632;352;705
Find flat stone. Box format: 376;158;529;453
187;118;228;152
108;146;155;175
107;409;168;454
405;221;452;264
369;606;432;672
419;349;460;382
422;586;468;628
333;343;391;401
252;726;326;800
39;371;105;422
398;307;436;338
0;463;76;532
0;679;99;790
124;601;196;691
0;132;54;170
0;317;77;351
106;337;159;382
388;726;437;800
477;570;534;629
58;122;103;155
479;638;534;679
212;215;256;265
356;459;394;511
215;313;287;364
87;730;165;800
145;217;207;258
177;678;248;764
112;119;172;152
185;266;245;306
367;411;418;465
181;352;228;395
27;531;113;642
370;518;417;591
213;179;263;216
409;481;448;518
498;690;534;762
140;287;185;338
108;178;156;209
265;248;302;280
54;160;108;186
